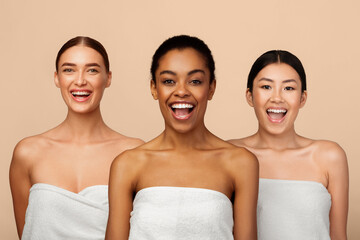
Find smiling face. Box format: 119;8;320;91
151;48;215;133
247;63;307;135
54;45;111;114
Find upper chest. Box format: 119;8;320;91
136;150;234;195
251;147;328;186
29;141;124;184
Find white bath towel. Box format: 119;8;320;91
129;186;234;240
22;183;108;240
257;178;331;240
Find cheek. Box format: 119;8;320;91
194;88;211;101
252;91;267;107
286;93;303;106
92;76;108;89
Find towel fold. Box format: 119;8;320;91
22;183;108;240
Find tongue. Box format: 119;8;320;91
268;112;285;120
174;108;190;116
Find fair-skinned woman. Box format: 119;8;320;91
10;36;144;239
229;50;349;240
105;35;259;240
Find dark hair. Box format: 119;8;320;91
247;50;306;92
55;36;110;72
150;35;215;84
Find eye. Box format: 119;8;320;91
88;68;99;74
190;79;202;85
261;85;271;90
63;68;74;73
284;86;295;90
162;79;175;85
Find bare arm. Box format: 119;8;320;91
231;149;259;240
9;140;33;238
323;142;349;240
105;151;139;240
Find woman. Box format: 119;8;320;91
9;36;144;239
229;50;349;240
105;35;259;240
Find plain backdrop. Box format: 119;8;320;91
1;0;359;238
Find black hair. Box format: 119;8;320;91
55;36;109;72
150;35;215;84
247;50;306;92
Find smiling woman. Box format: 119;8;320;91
229;50;349;240
105;35;259;240
9;36;144;239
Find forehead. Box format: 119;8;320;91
58;45;104;65
157;48;208;73
255;63;301;83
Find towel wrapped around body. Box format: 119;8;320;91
129;186;234;240
257;178;332;240
22;183;108;240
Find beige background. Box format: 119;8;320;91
1;0;359;238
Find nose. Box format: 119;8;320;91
174;81;190;98
270;89;284;103
75;71;87;86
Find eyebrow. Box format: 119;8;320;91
60;62;101;68
258;78;297;83
159;69;206;76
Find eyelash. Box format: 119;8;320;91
63;68;74;73
284;86;295;90
162;79;175;85
88;69;98;73
260;85;295;91
190;79;202;85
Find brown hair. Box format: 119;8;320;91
55;36;110;72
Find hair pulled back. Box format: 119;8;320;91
151;35;215;84
247;50;306;92
56;36;110;72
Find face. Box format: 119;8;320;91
246;63;307;135
151;48;216;133
54;46;111;114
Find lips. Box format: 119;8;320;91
266;108;287;123
170;102;194;120
70;90;92;102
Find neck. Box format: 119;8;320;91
253;125;301;150
159;123;213;150
59;107;110;142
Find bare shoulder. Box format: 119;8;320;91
228;138;247;148
312;140;347;164
310;140;348;178
110;146;148;176
221;143;258;170
228;135;255;149
220;144;259;188
111;132;145;150
11;134;51;166
10;134;54;184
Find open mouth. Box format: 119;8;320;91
71;90;92;101
170;103;194;119
267;108;287;122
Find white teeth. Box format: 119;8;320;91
171;103;194;109
267;109;287;113
71;91;90;96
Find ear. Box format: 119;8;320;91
300;90;307;108
246;88;254;107
54;72;60;88
105;71;112;88
150;80;158;100
208;79;216;100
